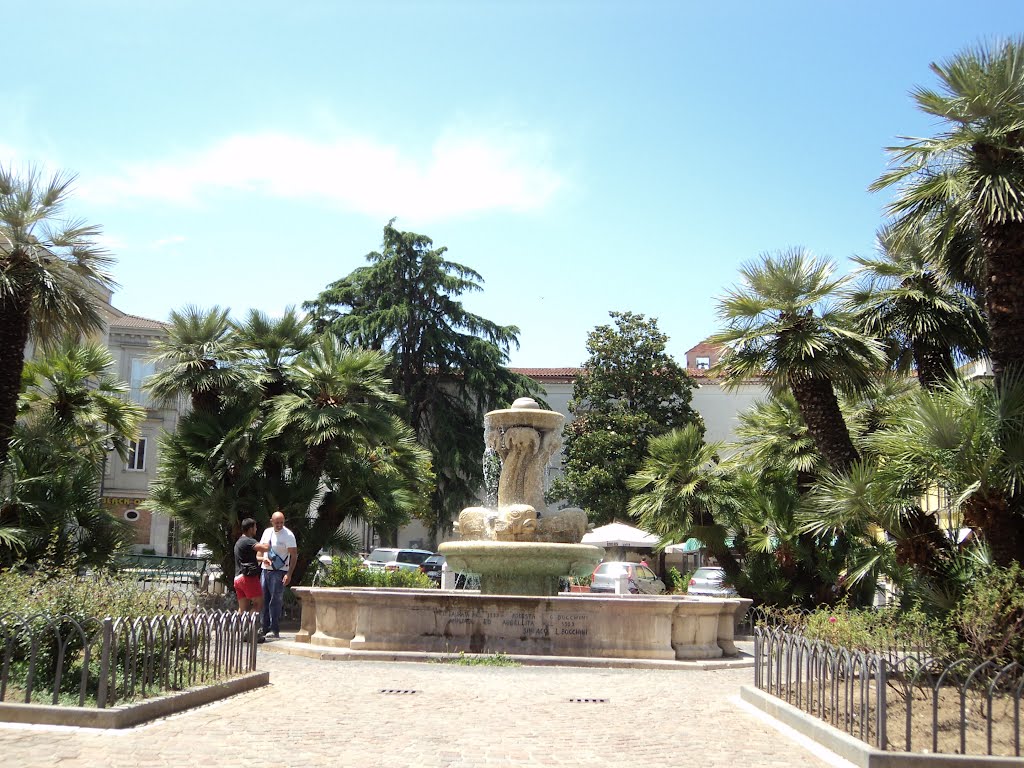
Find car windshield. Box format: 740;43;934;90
367;550;397;562
424;556;444;565
397;551;431;564
596;563;629;576
693;568;724;582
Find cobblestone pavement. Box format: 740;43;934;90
0;648;847;768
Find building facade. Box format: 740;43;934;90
98;304;184;555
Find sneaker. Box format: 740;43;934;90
271;631;280;639
256;633;265;644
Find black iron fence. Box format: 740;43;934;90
754;625;1024;757
0;610;259;709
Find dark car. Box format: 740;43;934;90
418;554;480;589
419;554;446;585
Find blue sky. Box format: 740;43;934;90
3;1;1021;367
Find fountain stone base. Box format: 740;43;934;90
439;541;603;596
292;587;751;661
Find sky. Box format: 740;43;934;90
3;1;1022;367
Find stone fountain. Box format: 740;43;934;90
291;399;750;662
438;397;603;596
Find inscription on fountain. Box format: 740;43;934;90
428;605;593;638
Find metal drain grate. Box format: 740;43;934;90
379;689;420;695
569;697;608;703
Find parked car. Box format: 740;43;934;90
363;547;434;572
417;555;480;589
419;554;446;584
588;562;666;595
687;566;738;597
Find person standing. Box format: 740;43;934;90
233;518;266;643
260;510;297;638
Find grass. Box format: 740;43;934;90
436;651;520;667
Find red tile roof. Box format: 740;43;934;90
510;368;581;382
113;312;168;331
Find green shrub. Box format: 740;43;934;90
792;603;952;657
319;558;433;589
0;567;188;700
948;562;1024;663
664;567;691;594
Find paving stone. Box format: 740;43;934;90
0;650;847;767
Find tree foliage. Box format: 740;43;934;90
549;311;701;525
848;225;987;390
872;37;1024;390
0;165;115;471
303;220;539;539
711;249;884;474
145;307;434;583
1;342;145;568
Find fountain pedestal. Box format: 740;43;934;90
441;397;603;596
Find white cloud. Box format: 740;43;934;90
80;128;564;220
153;235;187;248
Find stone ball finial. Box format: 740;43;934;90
511;397;541;410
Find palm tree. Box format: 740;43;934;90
2;342;144;567
233;307;312;398
872;38;1024;389
711;249;885;474
146;306;250;414
268;336;432;578
147;317;434;584
864;376;1024;566
849;225;988;390
627;425;745;585
0;166;115;470
732;392;823;492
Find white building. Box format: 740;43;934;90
98;304;184;555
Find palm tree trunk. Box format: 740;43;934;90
981;218;1024;390
912;341;956;391
789;375;860;473
893;507;951;572
963;494;1024;567
0;298;31;470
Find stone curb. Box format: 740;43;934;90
740;685;1023;768
0;671;270;729
259;637;755;670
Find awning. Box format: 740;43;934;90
581;522;659;548
663;536;736;553
664;538;703;553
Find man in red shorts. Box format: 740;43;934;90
234;517;266;642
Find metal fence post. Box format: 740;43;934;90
876;654;887;750
97;618;112;709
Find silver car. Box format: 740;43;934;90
589;562;666;594
362;547;434;572
687;566;737;597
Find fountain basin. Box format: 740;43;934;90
293;587;750;661
486;404;565;433
439;541;603;596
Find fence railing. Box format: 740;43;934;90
754;625;1024;757
113;554;209;587
0;610;259;709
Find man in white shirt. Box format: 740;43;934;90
260;510;297;639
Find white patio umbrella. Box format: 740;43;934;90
581;522;659;548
